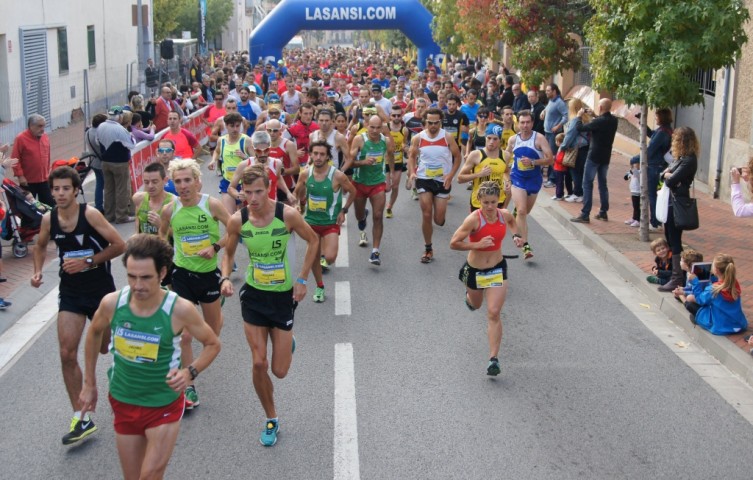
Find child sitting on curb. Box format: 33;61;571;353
684;253;747;335
647;238;672;285
672;249;705;304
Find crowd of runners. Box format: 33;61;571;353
31;46;557;479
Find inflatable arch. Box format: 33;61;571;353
249;0;441;69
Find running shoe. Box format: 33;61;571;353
62;416;97;445
523;244;533;260
320;256;330;271
185;385;199;410
357;208;369;231
313;286;325;302
385;208;393;218
487;358;501;376
0;298;11;310
411;188;419;200
359;231;368;247
551;195;564;201
464;294;477;311
628;220;640;227
420;249;434;264
565;195;583;203
260;419;280;446
369;251;381;265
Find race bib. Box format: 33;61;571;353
425;164;444;178
113;327;160;363
63;249;96;272
226;166;237;172
180;233;211;257
308;195;327;212
476;268;504;288
516;157;534;172
366;152;383;164
253;262;286;285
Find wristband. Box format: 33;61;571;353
212;243;221;252
187;365;199;380
342;208;349;214
296;277;307;285
512;233;522;239
219;276;230;285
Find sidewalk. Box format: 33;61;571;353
0;120;86;335
539;149;753;384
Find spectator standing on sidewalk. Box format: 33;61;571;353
570;98;618;223
657;127;698;292
12;114;54;207
561;98;591;203
98;107;136;224
85;113;108;213
541;84;568;188
632;108;673;229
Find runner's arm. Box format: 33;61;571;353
456;151;481;184
284;206;320;302
447;132;463;182
158;203;173;242
168;298;221;392
407;135;420;181
31;213;51;287
292;168;308;204
285;139;300;177
502;209;524;248
535;134;554;166
209;140;221;170
227;160;247;201
132;191;146;234
450;213;486;251
337;134;353;172
349;136;363;168
385;135;395;175
220;212;241;295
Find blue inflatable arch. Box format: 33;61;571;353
249;0;441;69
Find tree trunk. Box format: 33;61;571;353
639;105;649;242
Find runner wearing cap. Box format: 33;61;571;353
457;123;511;211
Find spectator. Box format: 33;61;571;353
632;108;673;229
561;98;591;203
97;107;135;224
624;156;641;227
85;113;108;213
153;85;176;132
496;75;514;114
570;98;619;223
684;253;747;335
130;94;153;129
163;111;201;160
646;238;672;285
730;157;753;217
12;114;54;206
551;133;572;201
658;126;699;292
672;249;704;304
129;113;156;143
527;90;545;134
145;58;159;94
512;84;530;114
541;83;569;188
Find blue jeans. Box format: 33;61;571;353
581;160;609;217
93;167;105;213
571;146;589;197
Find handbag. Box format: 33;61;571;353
671;192;699;230
562;148;577;168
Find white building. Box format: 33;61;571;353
0;1;145;144
220;1;255;52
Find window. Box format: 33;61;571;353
87;26;96;66
57;28;69;74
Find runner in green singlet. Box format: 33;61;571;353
220;164;319;447
209;112;252;216
293;139;356;302
80;234;220;480
132;162;175;236
159;159;230;410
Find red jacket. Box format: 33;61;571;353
12;129;51;183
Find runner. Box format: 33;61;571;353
220;164;319;447
31;166;126;445
293;140;356;300
450;181;524;376
505;109;553;260
79;234;220;480
209;112;252;215
264;118;299;199
285;102;319;168
349;115;395;265
159;159;230;410
310;108;351;171
228;130;293;203
457;124;511;211
443;94;470;147
383;104;409;217
133;162;175;235
407;107;462;263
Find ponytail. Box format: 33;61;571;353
711;254;739;301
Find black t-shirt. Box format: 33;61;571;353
443;110;469;143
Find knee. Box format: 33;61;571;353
59;347;79;367
324;252;338;264
252;357;269;373
487;309;502;322
140;464;168;480
271;364;290;379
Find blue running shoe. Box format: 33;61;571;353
260;419;279;446
357;209;369;231
0;298;11;310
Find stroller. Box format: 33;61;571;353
51;156;94;203
1;178;48;258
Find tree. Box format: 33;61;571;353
428;0;466;56
155;0;234;42
587;0;749;241
154;0;190;42
497;0;587;88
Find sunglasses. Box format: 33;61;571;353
269;112;281;116
426;120;441;125
254;148;270;154
391;114;402;118
477;114;489;119
267;129;280;133
157;148;174;153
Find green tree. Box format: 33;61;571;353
160;0;234;42
587;0;749;240
154;0;190;42
428;0;466;55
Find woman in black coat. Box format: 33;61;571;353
658;126;698;292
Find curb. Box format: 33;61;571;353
0;255;59;337
541;200;753;388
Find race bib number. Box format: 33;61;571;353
226;166;237;172
366;152;383;164
308;195;327;212
476;268;504;288
180;234;211;257
516;157;534;172
63;249;96;272
113;327;160;363
425;164;444;178
253;262;286;285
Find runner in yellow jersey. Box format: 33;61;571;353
383;104;409;218
457;124;512;211
209;112;253;216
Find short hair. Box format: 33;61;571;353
317;109;333;120
159;139;176;149
251;130;271;146
446;94;461;104
49;165;81;190
547;83;561;96
309;139;332;159
655;107;673;126
28;113;45;128
167;110;181;119
240;86;251;94
144;161;167;178
131;113;143;125
91;113;108;128
423;107;444;121
681;249;704;266
650;237;669;253
242;163;269;187
169;158;201;180
224;112;243;126
517;109;533;121
123;234;174;276
555;133;565;143
299;102;315;113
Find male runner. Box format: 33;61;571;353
31;166;126;444
159;159;230;409
220;164;319;446
407;107;462;263
265;118;299;198
383;104;409;217
443;94;470;147
79;234;220;480
133;162;175;235
349;115;395;265
285;102;319;168
209;112;252;215
228;130;293;204
163;111;201;160
505;109;553;260
310;108;351;171
294;140;356;301
457;123;511;210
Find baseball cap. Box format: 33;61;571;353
108;106;124;116
371;84;382;92
630;156;640;165
326;90;338;98
486;123;503;138
267;93;281;103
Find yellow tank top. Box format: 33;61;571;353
220;134;249;181
470;149;508;209
389;125;405;163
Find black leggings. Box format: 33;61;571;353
664;205;684;254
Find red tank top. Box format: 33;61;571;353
469;209;506;252
269;138;293;188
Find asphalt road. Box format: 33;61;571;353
2;163;753;479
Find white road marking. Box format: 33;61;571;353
334;343;360;480
0;287;59;376
336;217;349;268
335;282;351;316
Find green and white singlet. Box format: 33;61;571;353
171;194;220;273
353;132;387;186
241;202;295;292
304;165;342;226
108;287;181;407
